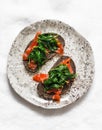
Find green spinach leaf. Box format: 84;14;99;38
44;64;76;90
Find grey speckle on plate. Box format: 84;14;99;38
7;19;95;109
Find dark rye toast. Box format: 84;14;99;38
23;33;65;73
37;56;76;100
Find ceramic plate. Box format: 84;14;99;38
7;20;94;109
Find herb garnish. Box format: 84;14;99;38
44;64;76;91
28;46;46;68
38;34;58;52
28;33;59;68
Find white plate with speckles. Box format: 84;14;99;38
7;20;94;109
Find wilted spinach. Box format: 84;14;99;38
28;33;59;68
44;64;76;91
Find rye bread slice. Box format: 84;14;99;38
23;33;65;73
37;56;76;100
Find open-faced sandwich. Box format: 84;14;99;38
23;32;65;73
33;56;76;101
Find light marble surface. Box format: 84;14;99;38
0;0;101;130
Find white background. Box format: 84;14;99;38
0;0;102;130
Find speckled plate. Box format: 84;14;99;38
7;20;94;109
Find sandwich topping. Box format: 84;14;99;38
23;32;64;70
